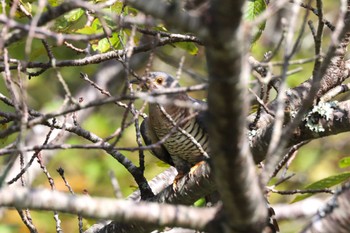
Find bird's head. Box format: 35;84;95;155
138;72;180;91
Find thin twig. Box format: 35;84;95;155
270;188;334;195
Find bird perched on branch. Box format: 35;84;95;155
138;72;209;184
136;71;280;233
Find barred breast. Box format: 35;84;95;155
149;104;209;169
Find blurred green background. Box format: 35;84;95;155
0;1;350;233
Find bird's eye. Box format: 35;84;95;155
155;77;163;85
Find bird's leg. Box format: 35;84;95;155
172;171;186;191
173;161;206;190
189;160;206;176
171;160;191;191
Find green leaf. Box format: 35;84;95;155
245;0;266;21
244;0;267;43
48;0;62;7
54;9;86;32
64;8;84;22
91;32;123;52
76;26;96;35
176;42;198;55
91;18;104;32
156;161;171;168
339;156;350;168
153;25;168;32
76;18;106;35
92;37;111;53
110;1;124;15
291;172;350;203
110;32;122;49
194;197;206;207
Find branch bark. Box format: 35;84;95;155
204;1;268;232
0;186;218;231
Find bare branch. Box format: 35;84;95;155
1;35;202;74
0;186;218;231
301;183;350;233
126;0;206;37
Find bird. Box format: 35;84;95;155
138;71;210;183
137;72;280;233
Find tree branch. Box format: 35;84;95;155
204;1;267;232
125;0;207;36
4;2;81;46
301;183;350;233
0;35;201;73
0;186;218;231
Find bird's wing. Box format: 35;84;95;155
189;97;208;133
140;117;175;166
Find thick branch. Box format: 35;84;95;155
250;99;350;163
150;162;215;205
99;162;217;233
274;198;323;221
204;1;267;233
0;187;218;231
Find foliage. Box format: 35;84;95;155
292;172;350;203
244;0;266;43
0;0;350;233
